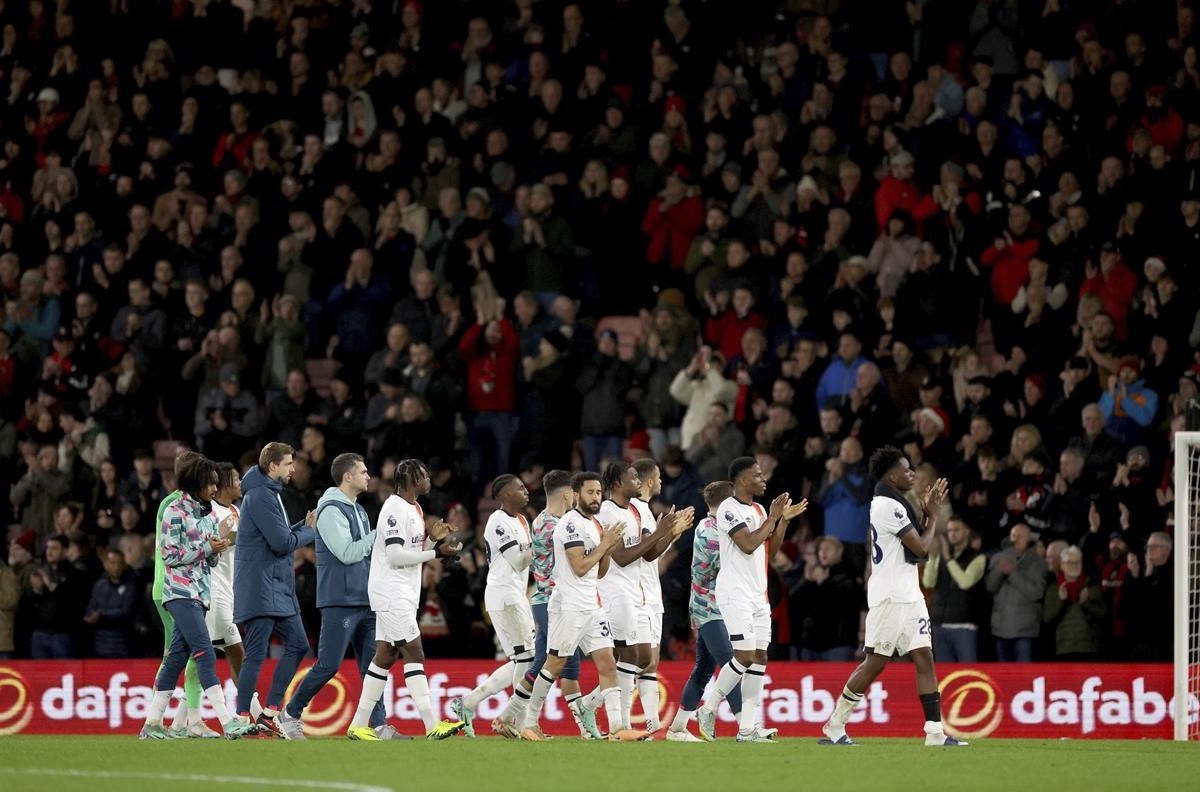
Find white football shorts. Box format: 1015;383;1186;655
547;606;613;657
864;598;932;657
719;598;771;651
486;600;536;658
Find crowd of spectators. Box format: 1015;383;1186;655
1;0;1195;664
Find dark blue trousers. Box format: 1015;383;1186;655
681;620;742;714
285;606;385;727
158;599;219;691
236;613;308;713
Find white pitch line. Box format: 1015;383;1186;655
0;767;393;792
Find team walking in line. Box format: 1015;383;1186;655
139;438;966;745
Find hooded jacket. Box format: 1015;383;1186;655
233;465;316;622
314;487;374;609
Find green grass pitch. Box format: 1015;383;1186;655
0;736;1194;791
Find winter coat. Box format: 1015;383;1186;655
1043;579;1106;656
985;546;1048;639
87;569;139;657
669;367;737;452
577;354;634;436
233;465;316;621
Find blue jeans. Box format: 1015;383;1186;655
800;646;856;662
581;435;623;473
31;630;73;659
468;411;518;491
157;599;219;690
237;614;309;713
286;606;385;727
935;626;978;662
680;621;741;714
995;637;1033;662
529;602;580;682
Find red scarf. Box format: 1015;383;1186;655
1057;571;1087;603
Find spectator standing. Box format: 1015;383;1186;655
458;314;519;494
1042;545;1106;660
795;537;861;661
815;437;871;574
922;516;986;661
26;535;84;658
84;547;139;658
576;329;633;471
1121;531;1173;661
985;522;1047;662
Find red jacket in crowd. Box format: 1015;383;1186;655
1080;261;1137;337
873;175;935;231
643;193;704;270
981;234;1038;306
706;308;767;362
458;319;519;413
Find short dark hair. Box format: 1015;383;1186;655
572;471;601;493
47;534;68;551
633;459;658;479
703;480;733;508
543;469;572;495
869;445;907;480
178;455;219;497
258;442;294;471
331;453;364;486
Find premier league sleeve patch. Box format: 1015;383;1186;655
387;515;398;527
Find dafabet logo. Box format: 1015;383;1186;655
284;667;353;736
0;666;34;735
939;668;1003;739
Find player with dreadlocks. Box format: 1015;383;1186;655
346;458;467;740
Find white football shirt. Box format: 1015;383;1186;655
715;496;769;605
866;493;922;607
209;501;238;602
550;508;604;611
483;509;532;609
368;494;427;611
631;498;663;613
596;499;647;604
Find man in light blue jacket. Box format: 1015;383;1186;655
279;454;409;739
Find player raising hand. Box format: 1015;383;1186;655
697;457;806;742
821;445;965;748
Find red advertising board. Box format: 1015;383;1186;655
0;660;1186;739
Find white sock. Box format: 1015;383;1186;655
738;664;766;734
924;720;944;734
250;692;263;720
638;674;661;729
831;686;863;727
204;685;231;724
501;680;531;720
581;685;604;710
701;660;745;714
616;662;639;729
601;687;621;733
146;690;172;727
465;661;515;709
187;706;202;726
522;670;555;729
404;663;436;732
169;698;187;730
511;652;534;690
670;708;695;731
351;663;389;729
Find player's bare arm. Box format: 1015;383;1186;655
729;493;791;554
769;498;808;557
566;521;623;577
900;477;948;560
